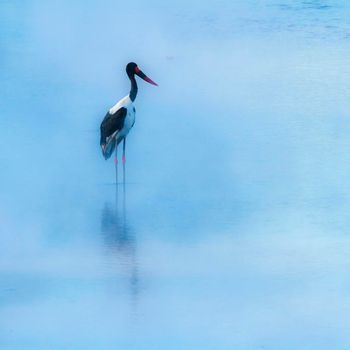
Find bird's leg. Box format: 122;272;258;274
122;138;126;164
122;138;126;185
114;144;118;185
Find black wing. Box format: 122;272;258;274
100;107;127;146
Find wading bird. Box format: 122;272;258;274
100;62;158;181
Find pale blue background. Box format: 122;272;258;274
1;1;350;349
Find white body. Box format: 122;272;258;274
109;95;136;140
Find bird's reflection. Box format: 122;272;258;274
101;184;139;312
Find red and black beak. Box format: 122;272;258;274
135;66;158;86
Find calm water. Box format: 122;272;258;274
1;1;350;349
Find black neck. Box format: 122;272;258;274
129;74;138;102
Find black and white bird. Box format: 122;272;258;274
100;62;158;170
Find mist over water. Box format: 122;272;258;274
2;1;350;349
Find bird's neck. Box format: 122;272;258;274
129;75;138;102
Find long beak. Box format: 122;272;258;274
135;67;158;86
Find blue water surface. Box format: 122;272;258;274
1;1;350;349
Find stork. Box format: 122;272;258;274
100;62;158;182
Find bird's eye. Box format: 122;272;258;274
134;66;140;73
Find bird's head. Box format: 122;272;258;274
126;62;158;86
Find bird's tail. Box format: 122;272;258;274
102;131;118;160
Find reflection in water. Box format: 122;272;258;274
275;1;332;11
100;183;139;316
